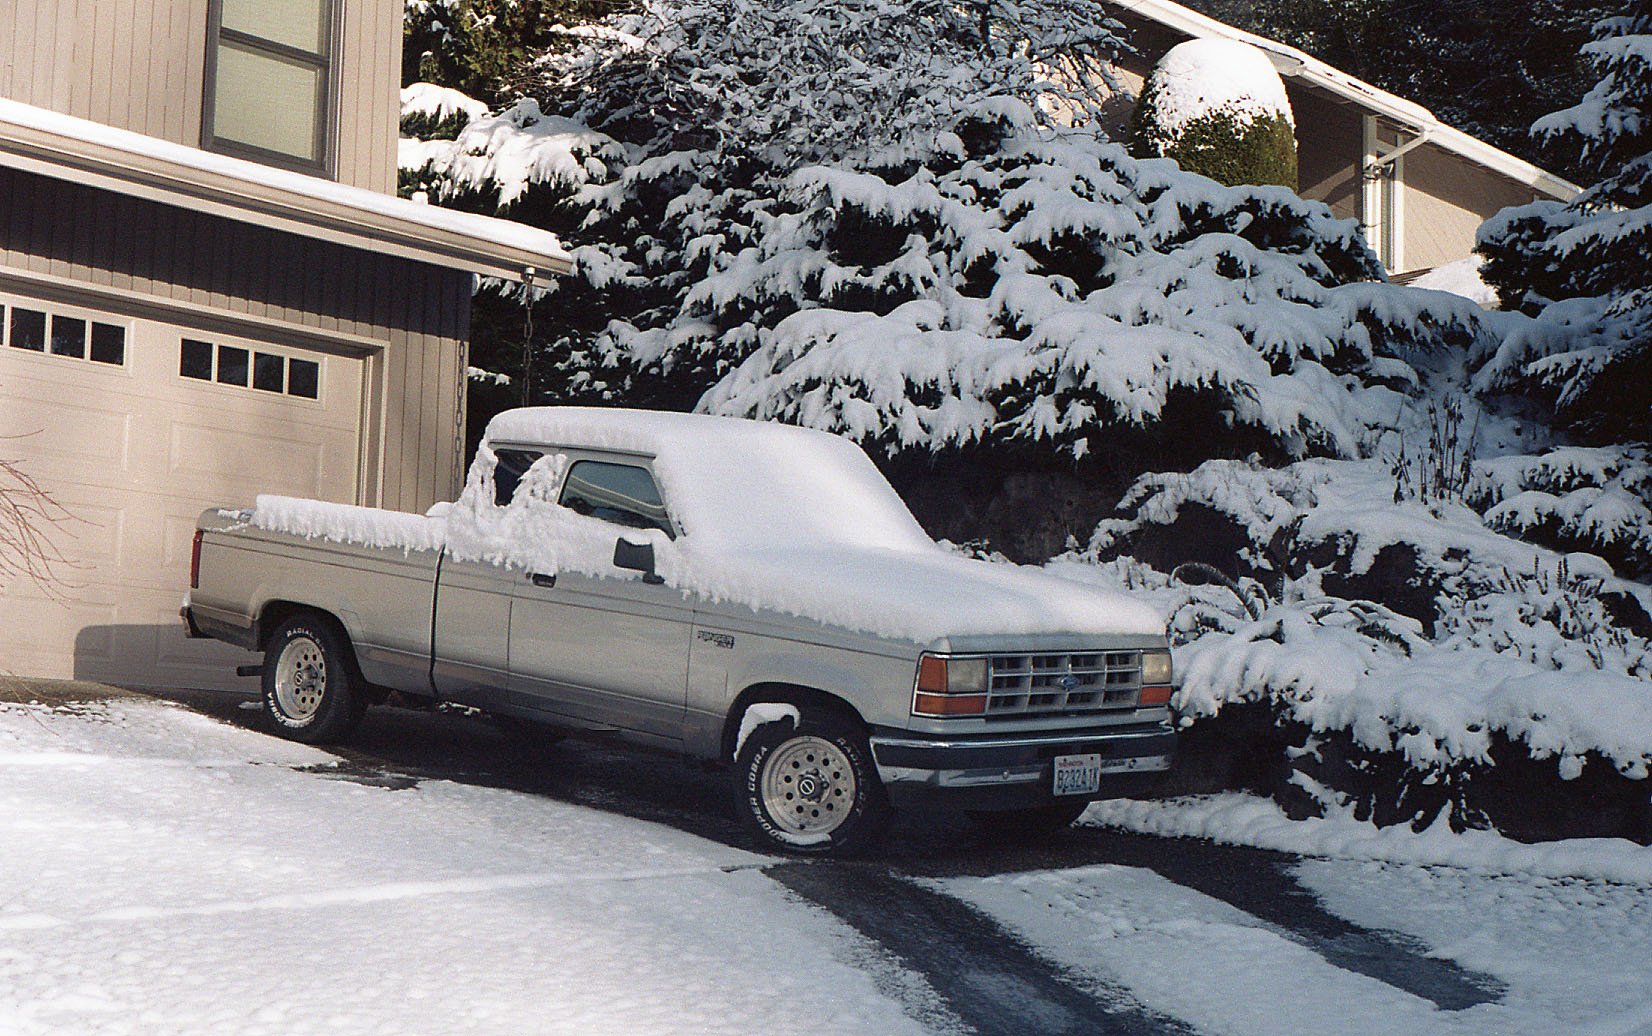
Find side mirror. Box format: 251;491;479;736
614;538;665;584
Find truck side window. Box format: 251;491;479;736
494;449;545;506
559;460;674;538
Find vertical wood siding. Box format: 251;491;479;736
0;166;471;511
1290;87;1362;223
1403;145;1543;273
1;0;399;193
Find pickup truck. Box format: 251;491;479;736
183;407;1175;853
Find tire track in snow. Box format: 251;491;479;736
771;862;1200;1036
1053;828;1506;1011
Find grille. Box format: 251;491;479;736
984;651;1142;718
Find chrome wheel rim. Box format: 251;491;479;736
761;736;856;838
273;636;327;722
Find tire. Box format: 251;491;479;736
734;708;888;855
262;613;367;744
966;801;1091;840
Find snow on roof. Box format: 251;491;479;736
1106;0;1581;200
1146;38;1294;137
484;406;938;555
0;97;571;281
468;407;1168;644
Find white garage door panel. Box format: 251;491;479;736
2;398;136;485
168;421;330;499
0;293;370;687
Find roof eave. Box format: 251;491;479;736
0;108;572;281
1108;0;1582;201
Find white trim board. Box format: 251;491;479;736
0;97;572;282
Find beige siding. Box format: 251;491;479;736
0;165;471;512
1402;143;1544;273
0;0;399;193
1290;86;1361;222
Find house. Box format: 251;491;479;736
1098;0;1581;276
0;1;569;687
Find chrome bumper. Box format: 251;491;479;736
868;725;1175;793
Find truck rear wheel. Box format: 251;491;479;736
734;709;888;855
263;614;366;744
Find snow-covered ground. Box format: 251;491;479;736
938;856;1652;1036
0;698;935;1036
4;696;1651;1036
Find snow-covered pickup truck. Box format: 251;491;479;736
183;408;1175;853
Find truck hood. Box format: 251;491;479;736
678;543;1167;646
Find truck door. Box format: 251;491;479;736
507;457;692;742
430;448;541;710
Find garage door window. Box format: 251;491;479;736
3;303;125;367
179;337;322;400
7;307;45;352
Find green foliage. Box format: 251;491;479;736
1474;14;1652;443
1127;53;1298;190
1132;95;1298;190
402;0;624;103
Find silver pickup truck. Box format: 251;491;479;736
184;407;1175;853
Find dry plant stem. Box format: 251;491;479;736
0;456;77;599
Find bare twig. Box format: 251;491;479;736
0;444;81;601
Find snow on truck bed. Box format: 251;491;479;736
250;408;1164;645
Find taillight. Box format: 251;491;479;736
190;530;203;589
912;654;988;718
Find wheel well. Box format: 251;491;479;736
257;601;346;653
721;683;866;762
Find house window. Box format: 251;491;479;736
203;0;335;173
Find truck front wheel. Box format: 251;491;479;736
734;709;888;855
262;614;366;744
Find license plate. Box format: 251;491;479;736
1053;753;1102;796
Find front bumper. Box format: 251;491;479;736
868;723;1175;811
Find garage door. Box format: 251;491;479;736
0;291;368;688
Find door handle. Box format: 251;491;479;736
529;572;557;588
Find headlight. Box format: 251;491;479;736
913;654;989;717
1140;650;1173;686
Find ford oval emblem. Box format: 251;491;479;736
1059;675;1080;691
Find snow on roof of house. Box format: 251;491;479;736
0;97;571;282
1107;0;1582;201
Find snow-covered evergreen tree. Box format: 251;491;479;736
397;0;1652;838
402;0;1492;475
1477;12;1652;441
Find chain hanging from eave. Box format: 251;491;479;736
521;266;536;408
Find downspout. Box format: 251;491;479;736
1362;126;1433;274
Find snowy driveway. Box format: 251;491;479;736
2;690;1650;1036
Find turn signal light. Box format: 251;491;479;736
190;529;203;589
1140;685;1172;706
914;692;988;716
916;655;949;693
